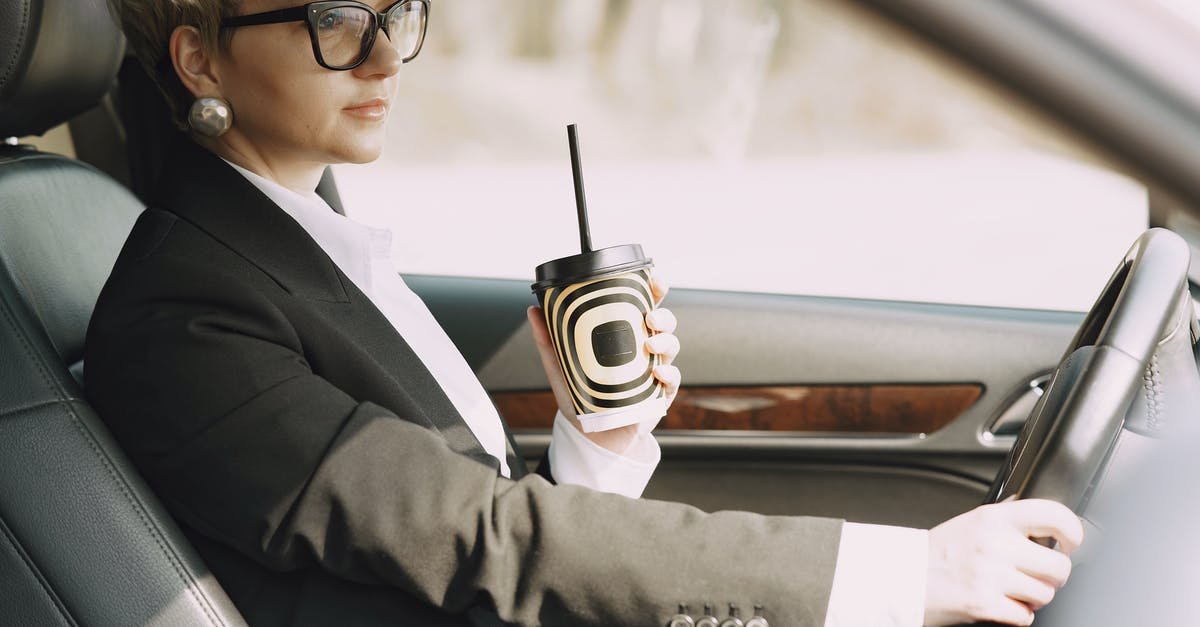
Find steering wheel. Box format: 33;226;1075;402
985;228;1199;518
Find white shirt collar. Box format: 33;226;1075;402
221;159;377;291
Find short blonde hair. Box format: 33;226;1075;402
107;0;239;130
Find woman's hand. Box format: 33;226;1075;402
923;498;1084;626
644;274;682;410
527;274;681;454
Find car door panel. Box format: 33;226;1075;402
408;275;1083;527
642;461;990;529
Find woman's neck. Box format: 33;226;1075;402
194;134;325;196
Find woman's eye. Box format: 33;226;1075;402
317;10;345;31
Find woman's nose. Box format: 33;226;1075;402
354;29;404;78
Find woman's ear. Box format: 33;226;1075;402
169;25;222;99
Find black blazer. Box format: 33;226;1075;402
85;138;843;626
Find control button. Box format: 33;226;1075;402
746;605;769;627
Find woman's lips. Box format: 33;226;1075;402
344;98;389;119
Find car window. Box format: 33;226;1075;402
21;1;1148;313
331;0;1152;313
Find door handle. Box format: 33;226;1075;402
986;374;1051;438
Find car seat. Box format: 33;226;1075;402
0;0;246;624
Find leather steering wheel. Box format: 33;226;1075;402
985;228;1199;516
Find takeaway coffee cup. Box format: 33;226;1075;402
532;244;667;432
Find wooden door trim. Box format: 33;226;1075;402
493;383;983;435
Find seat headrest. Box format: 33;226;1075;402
0;0;125;138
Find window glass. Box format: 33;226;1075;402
337;0;1148;311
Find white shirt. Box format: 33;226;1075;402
226;161;927;626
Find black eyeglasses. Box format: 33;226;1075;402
220;0;429;71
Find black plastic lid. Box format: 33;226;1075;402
532;244;652;293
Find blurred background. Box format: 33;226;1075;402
27;0;1200;312
331;0;1168;311
372;0;1100;164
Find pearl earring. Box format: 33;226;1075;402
188;97;233;137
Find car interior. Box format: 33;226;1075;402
4;0;1200;625
0;1;245;625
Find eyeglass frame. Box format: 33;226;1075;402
219;0;430;71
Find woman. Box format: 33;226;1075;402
90;1;1083;626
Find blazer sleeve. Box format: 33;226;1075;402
85;252;843;627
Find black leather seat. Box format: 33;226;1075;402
0;0;245;624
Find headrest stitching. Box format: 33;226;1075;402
1;1;33;97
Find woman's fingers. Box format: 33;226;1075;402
645;332;680;365
650;274;669;307
986;598;1036;627
1002;499;1085;555
646;307;677;334
1005;570;1057;611
645;288;681;408
652;364;681;398
1013;542;1073;588
645;301;681;404
924;499;1082;627
646;308;679;367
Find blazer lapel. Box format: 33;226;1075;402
324;277;499;472
153;138;495;468
152;137;348;303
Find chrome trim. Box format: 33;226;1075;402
981;373;1051;442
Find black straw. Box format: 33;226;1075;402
567;124;593;253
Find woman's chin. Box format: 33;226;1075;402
331;141;385;165
318;120;389;164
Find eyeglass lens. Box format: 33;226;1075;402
316;1;426;68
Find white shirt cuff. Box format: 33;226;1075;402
547;411;661;498
823;522;928;627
